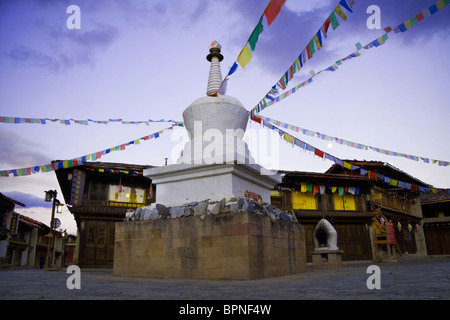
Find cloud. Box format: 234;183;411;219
2;191;52;208
0;128;49;168
2;45;96;73
2;2;120;74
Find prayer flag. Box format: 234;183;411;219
228;62;238;76
237;43;252;69
313;185;319;194
329;12;340;30
283;133;294;144
248;17;264;51
265;0;286;26
334;4;347;21
343;161;352;170
313;31;323;50
309;39;316;56
314;149;324;158
301;183;307;193
339;0;353;12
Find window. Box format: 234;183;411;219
333;194;356;211
109;185;146;204
292;192;317;210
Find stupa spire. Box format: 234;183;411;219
206;41;223;96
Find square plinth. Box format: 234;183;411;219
113;212;306;280
144;162;281;206
311;250;343;269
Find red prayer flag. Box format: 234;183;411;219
265;0;286;26
313;185;319;194
324;17;331;33
416;12;424;22
314;148;324;158
251;116;262;124
306;45;312;59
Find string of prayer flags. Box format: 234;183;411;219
250;0;449;117
254;114;450;167
218;0;287;94
0;125;178;178
0;116;182;126
250;116;450;194
251;0;355;116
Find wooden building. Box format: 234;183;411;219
55;161;154;268
272;161;428;262
421;192;450;255
272;171;374;262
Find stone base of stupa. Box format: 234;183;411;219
113;210;306;280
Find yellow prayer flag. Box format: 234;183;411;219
389;179;398;186
331;186;337;193
295;58;301;70
237;43;252;69
343;161;352;170
436;0;445;10
301;183;307;193
63;160;69;168
334;4;347;21
283;133;294;144
313;34;322;50
404;19;412;29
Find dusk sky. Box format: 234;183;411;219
1;0;449;235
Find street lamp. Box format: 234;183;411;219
44;190;62;268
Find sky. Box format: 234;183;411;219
1;0;449;235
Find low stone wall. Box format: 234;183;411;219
114;211;306;280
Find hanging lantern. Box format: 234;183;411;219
379;217;385;226
397;221;402;231
407;224;412;232
415;223;420;231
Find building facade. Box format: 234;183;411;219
54;162;154;268
421;192;450;255
272;161;428;262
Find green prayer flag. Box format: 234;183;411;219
309;39;315;56
329;12;340;30
248;17;264;51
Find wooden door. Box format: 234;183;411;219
82;220;115;267
335;224;372;261
424;224;450;255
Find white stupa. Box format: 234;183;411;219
144;41;280;206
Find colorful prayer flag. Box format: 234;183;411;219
265;0;286;26
334;4;348;21
237;43;252;69
248;17;264;51
329;12;340;30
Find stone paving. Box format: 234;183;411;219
0;257;449;300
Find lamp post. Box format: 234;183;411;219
44;190;60;269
